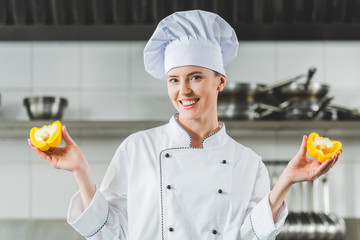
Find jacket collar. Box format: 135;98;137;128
167;114;226;149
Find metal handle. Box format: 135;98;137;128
304;67;317;90
258;73;305;93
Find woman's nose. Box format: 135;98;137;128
179;82;192;95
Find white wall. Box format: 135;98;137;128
0;41;359;219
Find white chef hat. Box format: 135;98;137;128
144;10;239;81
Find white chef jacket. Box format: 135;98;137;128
67;115;288;240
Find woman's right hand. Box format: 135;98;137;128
28;125;87;173
29;125;96;208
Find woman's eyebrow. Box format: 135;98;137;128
167;71;204;79
167;74;178;78
187;71;203;76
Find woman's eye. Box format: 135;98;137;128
169;79;178;83
191;75;202;80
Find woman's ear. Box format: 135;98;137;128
217;75;226;92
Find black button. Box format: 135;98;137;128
222;160;227;164
167;185;171;190
212;229;217;235
165;153;170;158
218;189;223;194
169;227;174;232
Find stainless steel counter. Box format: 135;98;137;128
0;218;358;240
0;220;83;240
2;120;360;138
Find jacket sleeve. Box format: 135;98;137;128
240;160;288;240
67;143;130;239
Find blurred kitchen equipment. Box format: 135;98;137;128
283;96;333;120
320;105;360;120
258;67;315;95
271;68;331;103
274;80;329;102
218;67;331;120
217;82;278;120
24;96;68;120
322;175;347;239
266;162;346;240
217;72;306;120
257;96;333;120
304;67;316;90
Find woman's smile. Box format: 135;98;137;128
179;98;200;108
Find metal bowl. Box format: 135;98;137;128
24;96;68;120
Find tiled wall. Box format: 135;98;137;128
0;41;360;219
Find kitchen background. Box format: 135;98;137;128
2;40;360;216
1;41;360;238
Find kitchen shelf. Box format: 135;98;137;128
1;120;360;138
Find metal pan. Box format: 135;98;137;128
217;101;260;120
219;68;311;106
284;96;333;120
218;68;320;120
257;96;333;120
273;81;329;102
257;70;309;93
268;67;330;103
219;82;279;104
320;105;360;120
218;82;280;120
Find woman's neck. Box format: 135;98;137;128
177;114;220;148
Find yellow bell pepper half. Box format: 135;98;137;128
307;132;342;162
30;120;62;151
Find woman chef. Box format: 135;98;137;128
29;10;341;240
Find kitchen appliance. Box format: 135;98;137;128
23;96;68;120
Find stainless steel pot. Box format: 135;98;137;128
24;96;68;120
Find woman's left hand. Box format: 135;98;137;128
283;135;342;184
269;135;342;221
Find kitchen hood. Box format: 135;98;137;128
1;0;360;41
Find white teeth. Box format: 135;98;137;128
182;100;196;106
